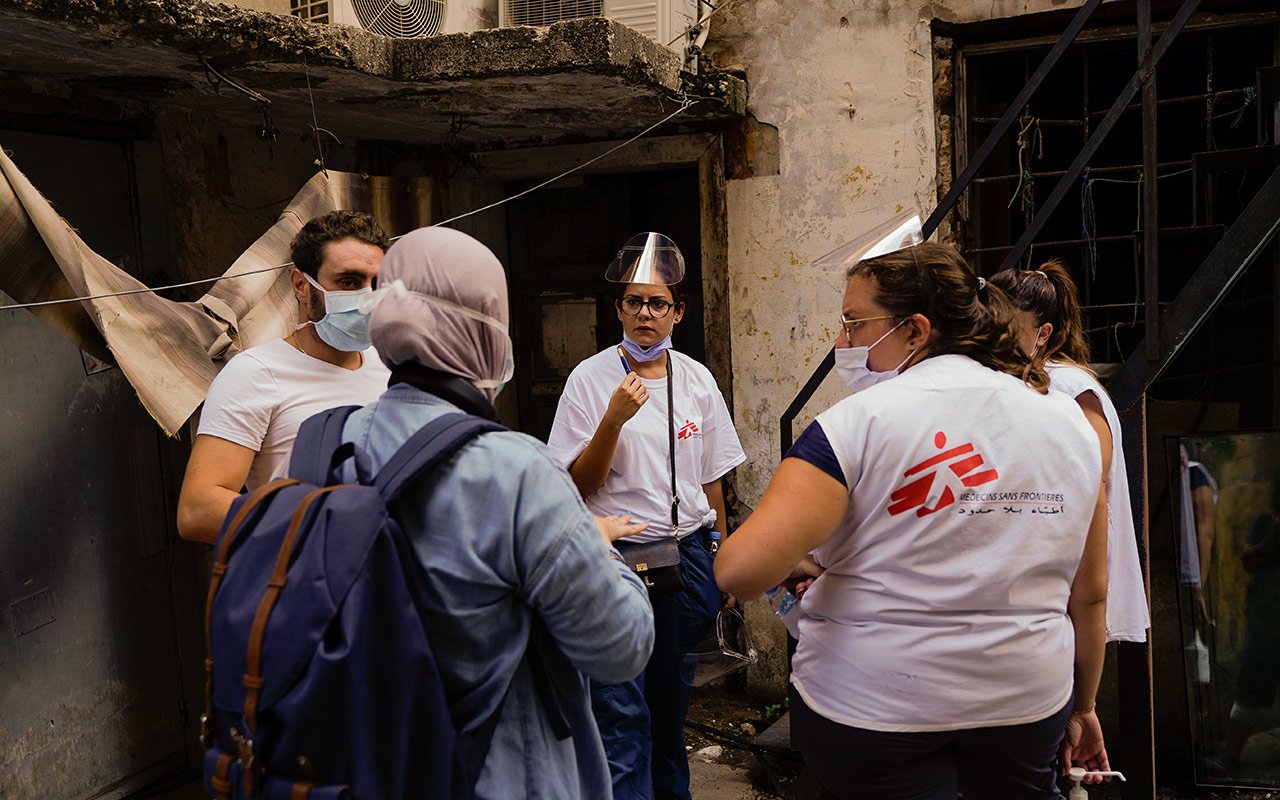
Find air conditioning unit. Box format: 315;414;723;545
291;0;497;38
499;0;698;51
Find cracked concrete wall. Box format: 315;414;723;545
156;106;324;287
703;0;1095;699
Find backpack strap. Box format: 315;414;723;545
288;405;362;487
201;479;300;752
373;413;505;503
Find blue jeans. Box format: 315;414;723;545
592;530;721;800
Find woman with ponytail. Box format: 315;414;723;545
990;260;1151;646
717;240;1110;799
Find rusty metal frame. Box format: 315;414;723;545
1108;163;1280;411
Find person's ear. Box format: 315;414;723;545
673;301;685;325
1037;322;1054;348
905;313;933;348
290;267;310;305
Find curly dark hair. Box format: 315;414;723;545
290;211;390;278
988;259;1091;369
847;242;1049;393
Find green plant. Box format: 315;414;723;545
763;698;789;719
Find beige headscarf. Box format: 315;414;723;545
368;227;513;401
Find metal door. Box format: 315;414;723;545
0;130;199;799
503;169;704;441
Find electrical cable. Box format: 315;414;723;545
0;99;696;312
665;0;738;47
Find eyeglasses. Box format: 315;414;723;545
620;296;675;318
840;313;898;342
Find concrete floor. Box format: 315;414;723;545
140;760;771;800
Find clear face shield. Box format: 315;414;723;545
811;210;924;274
682;607;758;687
605;232;686;286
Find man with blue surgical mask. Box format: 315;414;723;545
177;211;392;544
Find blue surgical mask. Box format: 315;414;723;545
621;333;672;363
303;272;373;352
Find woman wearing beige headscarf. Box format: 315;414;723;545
342;226;656;800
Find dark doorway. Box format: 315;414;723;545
503;168;704;440
0;129;200;799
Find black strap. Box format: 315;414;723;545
374;413;505;503
667;352;679;534
389;363;501;422
288;405;361;486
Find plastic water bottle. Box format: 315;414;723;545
765;586;804;639
708;530;721;555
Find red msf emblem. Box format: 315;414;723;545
678;420;700;440
888;431;999;517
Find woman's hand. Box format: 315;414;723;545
1060;710;1110;781
594;514;648;545
784;555;825;598
604;374;648;428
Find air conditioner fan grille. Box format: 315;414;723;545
504;0;604;27
351;0;445;37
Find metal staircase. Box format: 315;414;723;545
775;2;1280;796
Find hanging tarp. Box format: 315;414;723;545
0;150;436;435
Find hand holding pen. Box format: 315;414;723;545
604;346;648;428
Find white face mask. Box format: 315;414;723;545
834;318;915;393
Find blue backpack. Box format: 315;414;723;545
200;406;563;800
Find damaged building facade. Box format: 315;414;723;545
2;0;1280;796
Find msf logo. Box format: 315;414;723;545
887;431;999;517
678;420;700;440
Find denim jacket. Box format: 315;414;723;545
340;384;655;799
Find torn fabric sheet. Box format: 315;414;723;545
0;149;436;435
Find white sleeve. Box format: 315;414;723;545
196;354;279;452
699;383;746;484
546;371;598;467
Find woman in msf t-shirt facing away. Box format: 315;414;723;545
716;242;1110;800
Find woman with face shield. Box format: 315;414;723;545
715;228;1110;800
546;233;746;800
341;227;656;800
988;261;1150;648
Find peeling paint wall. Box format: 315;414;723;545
707;0;1090;506
704;0;1094;694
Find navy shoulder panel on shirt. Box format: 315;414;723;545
785;421;846;487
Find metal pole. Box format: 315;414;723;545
1140;0;1160;361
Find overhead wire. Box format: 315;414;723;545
666;0;737;47
0;98;698;312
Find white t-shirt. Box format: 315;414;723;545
1177;444;1219;587
546;347;746;543
1047;362;1151;642
792;355;1102;732
198;338;391;490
